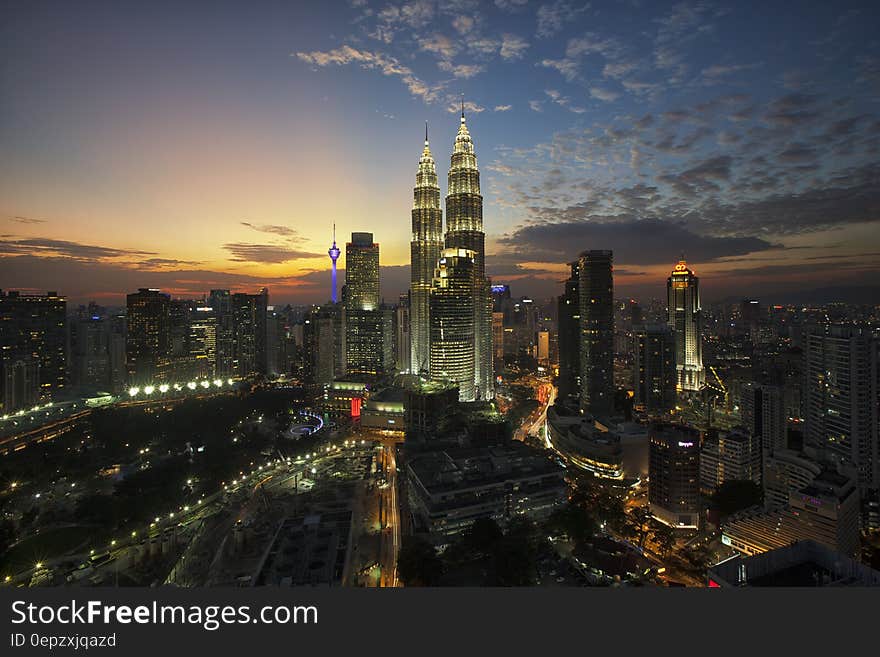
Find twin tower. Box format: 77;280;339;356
410;109;493;401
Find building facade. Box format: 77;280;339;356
648;423;701;529
410;127;443;376
667;259;704;392
632;324;677;414
444;109;493;400
429;248;476;401
578;250;614;417
345;232;383;375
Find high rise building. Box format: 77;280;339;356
557;260;581;402
70;311;111;390
445;107;492;400
741;382;787;452
578;250;614;417
410;125;443;376
1;355;40;414
231;288;269;376
125;288;170;384
328;224;341;304
648;423;701;529
632;324;677;414
345;232;383;375
189;306;218;377
429;248;476;402
667;259;704;392
304;303;345;386
804;326;879;494
0;289;67;401
208;289;235;377
700;427;762;496
396;294;411;375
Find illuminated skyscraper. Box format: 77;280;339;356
328;224;341;304
430;248;476;402
125;288;170;384
410;123;443;376
345;232;383;375
666;259;704;392
578;250;614;417
445;105;493;400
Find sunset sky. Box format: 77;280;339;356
2;0;879;306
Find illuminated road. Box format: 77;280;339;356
377;441;401;587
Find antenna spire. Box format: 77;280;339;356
333;222;336;243
425;120;429;144
460;94;465;119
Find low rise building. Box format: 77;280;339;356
406;442;567;543
546;404;624;480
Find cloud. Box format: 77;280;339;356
540;58;579;81
498;218;778;265
452;15;475;35
589;86;620;102
223;243;323;264
437;61;485;78
240;222;299;238
0;237;155;261
8;216;46;225
536;1;589;38
494;104;513;111
529;100;544;112
295;46;444;103
495;0;529;11
499;33;529;60
422;33;459;60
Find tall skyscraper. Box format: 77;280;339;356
430;248;476;402
804;326;879;494
0;289;67;401
741;382;787;452
328;224;341;304
557;260;581;402
445;107;493;400
345;232;383;375
125;288;170;384
231;288;269;376
578;250;614;417
396;294;411;375
667;259;704;392
633;324;677;414
208;289;235;377
410;124;443;376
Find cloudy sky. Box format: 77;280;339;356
2;0;878;305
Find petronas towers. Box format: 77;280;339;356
410;109;493;401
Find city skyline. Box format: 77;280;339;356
1;1;878;306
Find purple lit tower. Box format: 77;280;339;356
328;223;341;303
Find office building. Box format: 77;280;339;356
396;295;411;375
648;423;701;529
667;259;704;392
700;427;762;496
578;250;614;417
557;261;580;402
445;107;493;400
0;289;67;400
741;382;787;452
409;125;443;376
429;248;476;401
405;442;567;543
763;448;822;510
1;355;40;414
345;232;383;375
804;326;879;494
125;288;170;384
231;288;268;376
632;324;677;414
208;289;235;377
723;469;860;557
